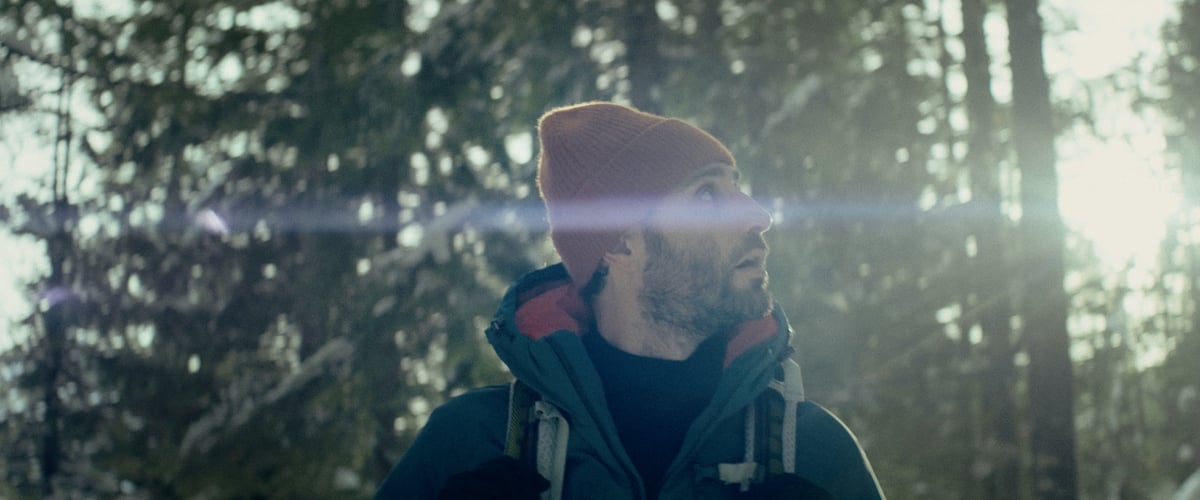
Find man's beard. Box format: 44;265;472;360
638;229;772;341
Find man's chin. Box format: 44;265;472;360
730;287;772;320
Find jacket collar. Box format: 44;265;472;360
506;264;782;368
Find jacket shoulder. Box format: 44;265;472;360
794;401;886;500
375;384;510;500
427;383;511;434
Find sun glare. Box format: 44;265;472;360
1058;136;1181;269
1045;0;1181;271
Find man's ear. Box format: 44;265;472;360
602;230;641;269
610;236;632;256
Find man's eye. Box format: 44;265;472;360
696;185;716;202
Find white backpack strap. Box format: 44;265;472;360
715;356;806;488
532;400;569;500
768;358;805;474
711;402;761;490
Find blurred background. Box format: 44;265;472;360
1;0;1197;498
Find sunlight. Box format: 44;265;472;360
1046;0;1182;271
0;233;44;344
1058;135;1181;269
1045;0;1177;80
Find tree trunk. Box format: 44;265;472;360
1005;0;1078;498
961;0;1020;497
938;3;981;497
40;31;77;493
40;223;69;497
624;0;664;113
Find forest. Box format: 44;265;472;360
0;0;1198;498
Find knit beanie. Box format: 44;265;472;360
536;102;735;286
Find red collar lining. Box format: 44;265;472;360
513;283;778;368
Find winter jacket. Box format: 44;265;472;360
376;264;885;499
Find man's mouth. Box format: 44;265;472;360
735;250;767;270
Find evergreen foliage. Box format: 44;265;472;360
0;0;1197;498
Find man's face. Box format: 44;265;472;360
635;164;773;339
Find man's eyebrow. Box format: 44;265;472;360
685;164;740;184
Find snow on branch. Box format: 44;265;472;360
179;337;354;457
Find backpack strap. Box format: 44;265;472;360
512;359;805;495
710;356;807;489
532;400;570;500
505;379;539;460
768;358;806;474
505;379;570;500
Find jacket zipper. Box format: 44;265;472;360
659;336;792;495
546;338;647;500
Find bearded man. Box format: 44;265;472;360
376;102;885;500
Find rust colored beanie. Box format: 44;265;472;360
536;102;735;286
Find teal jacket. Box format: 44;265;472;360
376;264;885;499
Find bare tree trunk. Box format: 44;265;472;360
41;20;77;491
624;0;664;113
41;226;68;497
1182;142;1200;485
961;0;1020;497
1005;0;1078;497
936;2;982;496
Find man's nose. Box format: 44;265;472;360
734;192;773;234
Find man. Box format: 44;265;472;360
376;102;885;499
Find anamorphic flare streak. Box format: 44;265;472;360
37;197;1048;239
544;197;766;232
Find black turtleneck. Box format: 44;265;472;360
582;331;726;499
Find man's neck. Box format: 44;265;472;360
592;291;705;360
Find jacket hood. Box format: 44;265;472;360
485;264;793;401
